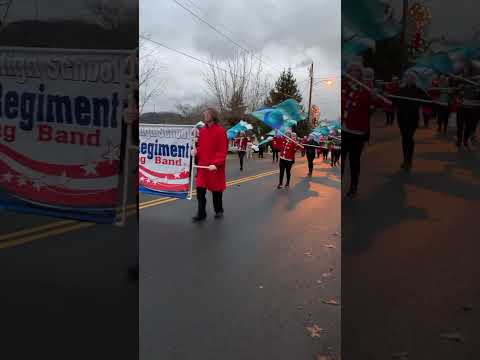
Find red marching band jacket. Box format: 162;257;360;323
195;123;228;192
341;81;372;134
235;137;248;151
274;136;301;161
271;136;281;151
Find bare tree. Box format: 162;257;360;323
204;50;269;119
139;33;167;114
175;98;217;123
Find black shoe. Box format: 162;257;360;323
214;212;224;219
192;215;206;222
277;184;283;189
285;183;289;188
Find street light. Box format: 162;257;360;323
314;78;334;87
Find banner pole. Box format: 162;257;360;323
188;129;196;200
116;51;136;226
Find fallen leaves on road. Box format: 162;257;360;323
306;324;323;338
392;352;409;359
322;299;340;306
440;331;464;343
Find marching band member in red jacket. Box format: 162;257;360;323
301;136;308;156
342;62;373;198
236;131;248;171
276;129;303;189
383;76;399;126
192;108;228;222
271;132;280;163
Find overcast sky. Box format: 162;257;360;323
140;0;341;120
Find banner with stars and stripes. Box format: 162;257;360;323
139;124;195;199
0;47;131;223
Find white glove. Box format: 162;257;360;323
208;165;217;171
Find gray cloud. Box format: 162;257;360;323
141;0;341;120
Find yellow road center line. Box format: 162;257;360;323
0;164;304;247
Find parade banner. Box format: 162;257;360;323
0;47;130;223
139;124;194;199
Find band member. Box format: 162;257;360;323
192;108;228;222
275;129;303;189
258;141;264;158
383;76;399;126
301;136;308;156
330;138;340;167
236;131;248;170
305;134;317;176
341;62;372;198
271;133;280;162
322;138;329;160
456;86;479;150
392;71;430;171
436;75;451;134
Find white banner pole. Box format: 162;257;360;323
188;129;196;200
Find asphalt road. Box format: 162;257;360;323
140;154;341;359
342;113;480;359
0;150;139;360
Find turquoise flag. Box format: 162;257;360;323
342;0;400;41
414;52;454;74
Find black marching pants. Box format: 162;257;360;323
398;119;418;164
238;150;246;169
341;131;366;191
307;154;315;174
279;159;293;185
196;187;223;217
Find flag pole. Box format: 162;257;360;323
343;72;393;105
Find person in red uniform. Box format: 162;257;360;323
276;130;303;189
271;132;280;163
383;76;399;126
301;136;308;156
341;62;373;198
192;108;228;222
236;131;248;171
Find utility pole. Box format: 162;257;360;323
307;62;314;125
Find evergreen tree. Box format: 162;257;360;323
266;68;302;106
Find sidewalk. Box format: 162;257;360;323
342;113;480;359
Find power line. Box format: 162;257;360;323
140;35;230;72
171;0;284;74
181;0;283;71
